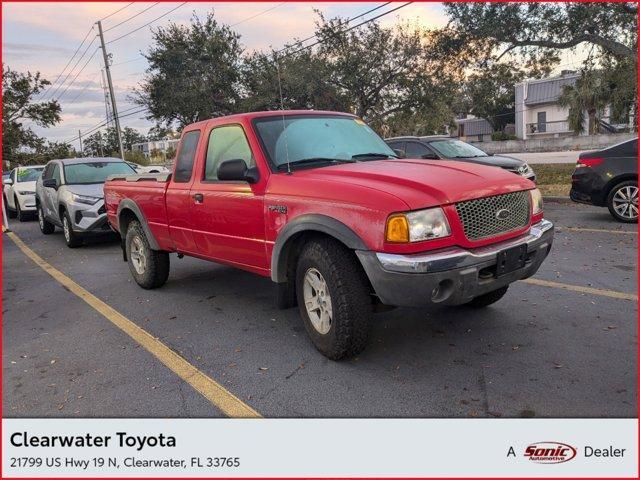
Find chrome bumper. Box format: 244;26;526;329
356;220;554;307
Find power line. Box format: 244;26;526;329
280;2;411;59
64;69;101;106
274;2;391;56
48;35;98;101
104;2;160;32
55;48;101;102
39;26;95;100
230;2;286;27
99;2;135;22
106;2;188;45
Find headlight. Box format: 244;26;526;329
18;190;35;195
386;207;451;243
530;188;543;215
71;193;101;205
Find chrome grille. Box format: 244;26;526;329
455;191;530;241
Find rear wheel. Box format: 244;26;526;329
466;285;509;308
295;238;371;360
125;220;170;289
62;212;83;248
37;204;55;234
607;180;638;223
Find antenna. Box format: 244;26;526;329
274;53;291;175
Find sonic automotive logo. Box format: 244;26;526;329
524;442;577;464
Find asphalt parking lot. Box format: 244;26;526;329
2;201;637;418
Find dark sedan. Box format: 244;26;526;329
570;137;638;223
385;136;536;182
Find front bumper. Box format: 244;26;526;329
69;201;111;234
16;193;36;211
356;220;554;307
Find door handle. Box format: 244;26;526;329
193;193;204;204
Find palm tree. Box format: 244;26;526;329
558;71;610;135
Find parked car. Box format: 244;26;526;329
3;165;45;221
385;136;536;182
126;162;170;174
570;138;638;223
104;110;553;360
36;157;136;247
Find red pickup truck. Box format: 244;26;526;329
104;110;554;359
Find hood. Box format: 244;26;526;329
65;183;105;198
13;180;37;192
293;159;534;210
446;154;524;170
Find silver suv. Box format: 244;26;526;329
35;157;136;247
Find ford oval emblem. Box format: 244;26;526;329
496;208;511;220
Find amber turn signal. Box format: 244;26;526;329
385;214;410;243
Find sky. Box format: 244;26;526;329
3;2;586;149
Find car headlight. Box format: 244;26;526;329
530;188;543;215
18;190;35;195
71;193;101;205
386;207;451;243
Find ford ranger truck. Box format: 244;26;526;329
104;110;554;360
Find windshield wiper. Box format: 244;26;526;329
351;152;398;160
276;157;355;171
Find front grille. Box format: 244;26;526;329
455;191;530;241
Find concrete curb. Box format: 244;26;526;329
543;196;572;203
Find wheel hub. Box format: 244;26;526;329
612;185;638;220
303;268;333;334
130;236;147;275
63;217;71;242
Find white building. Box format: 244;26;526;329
131;139;180;158
515;72;583;140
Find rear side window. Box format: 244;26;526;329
174;130;201;183
51;164;61;184
204;125;254;181
406;142;430;157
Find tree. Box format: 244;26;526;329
444;3;637;64
241;49;348;112
147;125;176;141
83;127;145;156
312;14;459;131
121;127;145;151
133;12;244;128
2;64;61;163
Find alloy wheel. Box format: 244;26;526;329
129;235;147;275
303;267;333;335
63;217;71;242
612;185;638;220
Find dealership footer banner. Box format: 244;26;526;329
2;418;637;477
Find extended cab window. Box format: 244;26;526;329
174;130;201;183
204;125;254;181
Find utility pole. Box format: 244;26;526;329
96;20;125;160
78;130;83;157
100;69;112;129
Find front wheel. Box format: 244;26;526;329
125;220;170;289
4;195;16;218
607;180;638;223
37;204;55;234
15;197;27;222
295;238;372;360
62;212;83;248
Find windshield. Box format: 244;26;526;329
16;167;44;182
428;140;488;158
63;162;135;184
253;115;396;169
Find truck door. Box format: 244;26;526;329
190;124;268;275
165;129;201;254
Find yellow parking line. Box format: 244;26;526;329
5;231;261;418
564;227;637;235
522;278;637;301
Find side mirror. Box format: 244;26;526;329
420;153;440;160
392;149;406;159
43;178;58;189
217;159;259;184
3;178;13;186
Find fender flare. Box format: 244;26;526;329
271;214;368;283
116;199;161;250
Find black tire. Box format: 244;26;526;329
5;195;16;218
607;180;638;223
62;211;83;248
125;220;170;289
295;237;371;360
37;204;55;234
466;285;509;308
15;197;27;222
